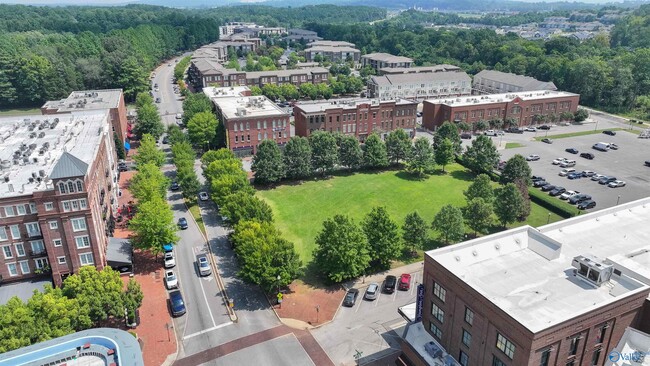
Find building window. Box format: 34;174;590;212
596;324;608;344
75;236;90;249
79;199;87;209
2;245;13;259
59;182;67;194
433;282;446;302
15;243;25;257
492;355;506;366
76;181;83;192
0;227;6;241
44;202;54;211
71;218;87;232
34;257;48;269
57;256;67;265
79;253;94;266
569;336;580;356
431;302;444;323
10;225;20;239
53;239;62;247
464;307;474;325
19;260;30;274
30;240;45;255
4;206;15;217
462;329;472;348
63;202;71;212
29;203;37;214
429;322;442;339
459;351;469;366
6;263;18;277
591;349;601;365
49;221;58;230
68;182;74;193
496;333;515;359
25;222;41;237
15;205;25;216
540;348;551;366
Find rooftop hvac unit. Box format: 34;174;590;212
31;172;37;178
13;159;19;165
571;254;613;287
8;184;13;192
29;143;37;150
28;177;34;183
0;161;9;170
38;132;45;138
29;132;36;138
54;118;59;123
424;342;443;359
3;176;9;183
39;170;45;177
32;158;38;164
22;157;29;164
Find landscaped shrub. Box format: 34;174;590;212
528;188;578;219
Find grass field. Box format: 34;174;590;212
0;107;41;117
505;142;525;149
257;164;563;264
533;128;623;141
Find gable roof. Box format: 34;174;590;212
474;70;557;91
50;152;88;179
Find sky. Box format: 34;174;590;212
0;0;633;5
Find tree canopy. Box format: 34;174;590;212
462;135;500;175
314;215;371;283
252;140;286;185
133;134;165;168
363;206;402;269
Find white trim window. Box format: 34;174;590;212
79;253;94;266
44;202;54;211
16;205;26;216
57;256;66;265
0;227;7;241
14;243;25;257
6;263;18;276
63;202;71;212
25;222;41;237
10;225;20;239
53;239;62;247
19;260;30;274
4;206;15;217
79;199;88;209
29;203;37;214
71;218;87;232
30;240;45;256
34;257;48;269
2;245;13;259
49;221;58;230
75;236;90;249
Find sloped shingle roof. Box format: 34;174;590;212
50;152;88;179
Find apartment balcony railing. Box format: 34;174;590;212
29;248;47;257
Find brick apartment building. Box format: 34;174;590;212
473;70;557;94
368;68;471;101
422;90;580;130
41;89;129;143
399;197;650;366
294;98;418;141
360;53;414;73
0;110;120;286
204;86;290;155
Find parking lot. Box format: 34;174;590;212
499;127;650;211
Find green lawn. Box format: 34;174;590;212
257;164;564;264
186;201;206;237
533;128;622;141
505;142;525;149
0;107;41;117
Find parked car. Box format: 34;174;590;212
567;172;582;179
533;180;548;188
541;184;556;192
608;180;626;188
118;163;128;172
165;270;178;289
593;142;610;152
532;175;545;181
170;181;180;190
364;283;379;300
164;252;175;268
599;176;617;185
155;97;161;103
526;154;540;161
560;190;580;200
162;136;169;144
383;275;397;294
591;174;606;181
178;217;188;230
538;125;551;130
197;255;211;276
609;143;619;150
525;127;536;132
603;130;617;136
399;274;412;291
565;148;579;154
577;200;597;210
541;138;553;144
199;192;209;201
580;152;595;160
460;133;472;139
484;130;497;136
560;160;576;168
569;194;592;204
552;158;567;165
169;290;186;316
581;170;596;177
549;187;567;196
559;168;575;177
496;130;505;136
646;160;650;167
343;288;359;307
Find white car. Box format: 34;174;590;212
484;130;497;136
560;190;580;200
199;192;209;201
164;252;176;268
552;158;567;165
197;255;212;276
165;270;178;289
364;283;379;301
526;154;540;161
559;168;575;177
496;130;505;136
525;127;536;132
560;160;576;168
608;180;626;188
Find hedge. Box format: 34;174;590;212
528;188;578;218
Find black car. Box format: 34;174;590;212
646;160;650;167
541;184;556;192
565;148;579;154
532;175;545;181
603;130;617;136
170;181;180;190
383;275;397;294
507;127;524;134
577;200;597;210
155;97;161;103
178;217;188;230
162;136;169;144
118;163;128;172
549;187;566;196
569;194;592;204
343;289;359;307
533;180;548;188
580;152;595;160
460;133;472;139
169;290;186;316
599;176;617;185
538;125;551;130
542;138;553;144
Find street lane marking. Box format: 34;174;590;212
183;321;233;340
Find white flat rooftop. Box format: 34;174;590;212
427;197;650;333
296;98;416;114
423;90;578;108
0;111;110;198
42;89;122;112
203;86;251;99
212;95;288;120
606;327;650;366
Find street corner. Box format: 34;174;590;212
273;280;346;328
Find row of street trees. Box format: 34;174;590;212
0;267;142;353
201;149;302;293
182;93;225;151
134;93;164;140
168;127;201;201
249;75;365;102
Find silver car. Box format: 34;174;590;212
197;255;211;276
364;283;379;301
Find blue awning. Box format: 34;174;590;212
124;141;131;151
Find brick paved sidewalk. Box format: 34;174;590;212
273;280;346;327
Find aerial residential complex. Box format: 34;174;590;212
204;86;291;155
218;22;286;38
400;197;650;366
303;40;361;63
368;66;471;101
422;90;580;129
294;98;418;141
473;70;558;94
0;110;120;286
285;28;322;43
360;53;414;72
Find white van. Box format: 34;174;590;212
592;142;610;152
484;130;497;136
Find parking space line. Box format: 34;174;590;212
354;296;363;313
374;291;381;307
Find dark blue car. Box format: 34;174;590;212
169;290;186;316
567;172;582;180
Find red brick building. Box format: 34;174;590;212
422;90;580;130
0;111;120;286
400;199;650;366
204;86;290;155
294;98;418;142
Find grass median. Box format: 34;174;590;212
186;200;207;237
533;128;622;141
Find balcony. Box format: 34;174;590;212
29;248;47;257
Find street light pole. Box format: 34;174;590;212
547;212;551;225
617;195;621;206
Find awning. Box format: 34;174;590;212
107;237;133;273
163;243;174;252
124;141;131;151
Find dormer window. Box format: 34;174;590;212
59;182;67;194
76;181;83;192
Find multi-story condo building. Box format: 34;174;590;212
379;64;462;76
473;70;557;94
219;22;257;38
304;41;361;63
0;110;120;286
204;87;290;156
285;29;322;43
294;98;418;141
41;89;128;143
422;90;580;129
360;53;414;73
368;70;471;101
400;197;650;366
191;41;257;64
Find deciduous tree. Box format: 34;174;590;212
494;183;524;227
363;206;402;269
252;140;286;185
464;174;494;204
433;121;462;153
135;103;164;140
431;205;465;245
129;162;169;203
129;196;178;255
221;192;273;227
500;154;532;185
314;215;370;283
407;137;434;176
283;137;313;179
338;135;363;170
463;198;493;235
133;134;165;167
62;267;126;324
462;135;500;175
385;129;412;165
434;138;455;173
182;92;212;125
187;111;218;150
363;133;388;169
309;131;338;175
402;211;428;253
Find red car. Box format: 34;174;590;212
398;273;411;290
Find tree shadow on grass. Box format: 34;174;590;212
394;170;427;182
449;169;475;182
